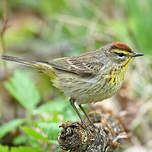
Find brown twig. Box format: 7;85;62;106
58;111;128;152
0;0;9;75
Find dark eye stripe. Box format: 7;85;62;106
115;52;125;57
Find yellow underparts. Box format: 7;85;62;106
36;63;61;89
106;58;133;85
45;67;61;89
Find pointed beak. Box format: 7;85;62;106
131;52;144;57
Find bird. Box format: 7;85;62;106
1;42;144;129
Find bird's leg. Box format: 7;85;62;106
79;104;96;128
69;98;89;130
69;98;100;143
79;104;101;143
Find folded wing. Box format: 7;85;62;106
48;51;104;76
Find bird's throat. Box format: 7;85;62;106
106;58;133;85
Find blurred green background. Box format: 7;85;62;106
0;0;152;151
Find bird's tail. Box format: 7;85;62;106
2;55;38;66
1;55;54;76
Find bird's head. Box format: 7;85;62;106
105;42;144;67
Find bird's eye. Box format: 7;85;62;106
115;52;125;57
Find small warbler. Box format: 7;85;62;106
2;42;144;128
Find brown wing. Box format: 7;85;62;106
48;51;104;76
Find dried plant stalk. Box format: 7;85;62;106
58;111;128;152
0;0;9;75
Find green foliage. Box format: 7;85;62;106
125;0;152;54
13;135;29;145
11;147;42;152
0;145;9;152
33;98;67;114
22;126;48;142
2;71;71;151
0;145;43;152
0;119;26;139
33;98;78;121
5;70;40;111
37;122;61;141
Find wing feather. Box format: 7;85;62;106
48;51;104;76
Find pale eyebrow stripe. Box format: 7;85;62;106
111;49;132;55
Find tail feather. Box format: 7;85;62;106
1;55;53;74
2;55;57;81
2;55;37;67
